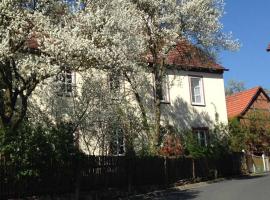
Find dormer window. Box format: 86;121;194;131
189;76;205;106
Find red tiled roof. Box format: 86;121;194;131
226;87;261;118
147;40;226;72
166;40;225;71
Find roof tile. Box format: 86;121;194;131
166;40;225;71
146;40;225;72
226;87;261;118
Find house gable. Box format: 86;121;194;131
247;90;270;112
226;87;270;119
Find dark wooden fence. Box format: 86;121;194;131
0;153;244;199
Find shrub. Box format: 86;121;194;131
159;125;184;157
0;121;79;177
184;123;230;159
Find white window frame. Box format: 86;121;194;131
189;76;205;106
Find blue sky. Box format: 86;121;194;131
221;0;270;89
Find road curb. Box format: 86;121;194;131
174;178;226;190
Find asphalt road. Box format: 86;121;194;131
127;174;270;200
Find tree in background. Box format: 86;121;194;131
265;89;270;96
228;118;247;152
228;110;270;154
225;80;246;96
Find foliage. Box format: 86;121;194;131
208;123;230;158
265;89;270;96
225;80;246;96
184;123;230;159
184;131;209;158
0;121;79;177
159;125;184;157
227;118;247;152
228;111;270;154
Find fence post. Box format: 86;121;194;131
262;154;266;172
192;158;195;179
74;155;81;200
252;154;256;173
164;157;168;185
127;156;133;193
266;157;270;171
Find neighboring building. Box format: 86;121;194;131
31;40;229;155
226;86;270;120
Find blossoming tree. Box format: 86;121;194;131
127;0;240;151
1;0;239;155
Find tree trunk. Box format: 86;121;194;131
124;72;150;137
153;57;165;153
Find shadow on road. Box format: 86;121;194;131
228;173;269;181
124;188;200;200
122;174;270;200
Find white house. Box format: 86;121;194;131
30;40;228;155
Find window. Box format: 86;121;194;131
153;74;170;103
189;76;205;106
57;67;76;97
109;128;125;156
161;74;170;103
108;72;121;103
193;128;209;147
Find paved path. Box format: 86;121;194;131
126;174;270;200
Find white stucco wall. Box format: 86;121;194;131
159;69;228;130
29;68;228;155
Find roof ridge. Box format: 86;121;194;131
226;86;261;98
